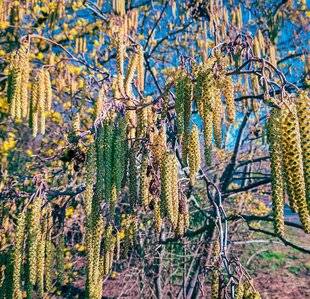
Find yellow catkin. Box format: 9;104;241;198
153;197;162;235
137;106;149;138
281;105;310;232
116;34;125;95
267;109;285;236
86;217;104;299
235;282;245;299
253;36;261;58
222;76;235;123
161;152;179;228
140;154;150;207
44;69;52;111
296;92;310;210
203;108;213;166
188;125;201;186
213;92;223;148
27;196;42;285
211;238;220;299
36;214;47;297
152;127;167;165
20;47;30;119
124;52;138;97
137;45;144;92
269;44;277;66
12;211;26;299
37;69;46;135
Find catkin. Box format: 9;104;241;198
161;152;179;228
235;282;245;299
8;44;30;121
296;92;310;209
153;197;162;235
203;108;213;166
222;76;235;123
175;74;192;138
116;35;125;95
140;154;150;208
152;127;167;165
44;69;52;111
188;125;201;186
37;69;46;135
137;45;144;92
281;105;310;232
26;197;42;286
267;109;285;236
129;148;138;208
37;213;48;297
124;52;138;98
213;92;223;148
12;211;26;299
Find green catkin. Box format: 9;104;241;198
38;69;46;135
161;152;179;228
296;92;310;209
281;105;310;233
188;125;201;186
44;69;52;111
140;153;150;208
213;92;223;148
211;239;220;299
26;196;42;290
12;211;26;299
129;148;138;208
222;76;235;123
111;118;126;193
45;208;53;293
56;236;65;288
175;74;192;138
267;109;285;236
37;214;47;297
29;79;39;137
85;145;96;218
203;108;213;166
103;121;114;205
153;197;162;235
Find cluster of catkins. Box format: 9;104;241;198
175;58;236;167
7;43;53;136
267;92;310;235
0;199;59;299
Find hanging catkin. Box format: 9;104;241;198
140;153;150;208
124;52;138;98
161;152;179;228
203;108;213;166
221;76;235;123
44;69;52;111
188;125;201;186
213;91;223;148
116;31;125;95
296;92;310;210
137;45;144;92
281;104;310;233
12;210;26;299
26;196;42;288
267;109;285;236
210;239;220;299
8;44;30;121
